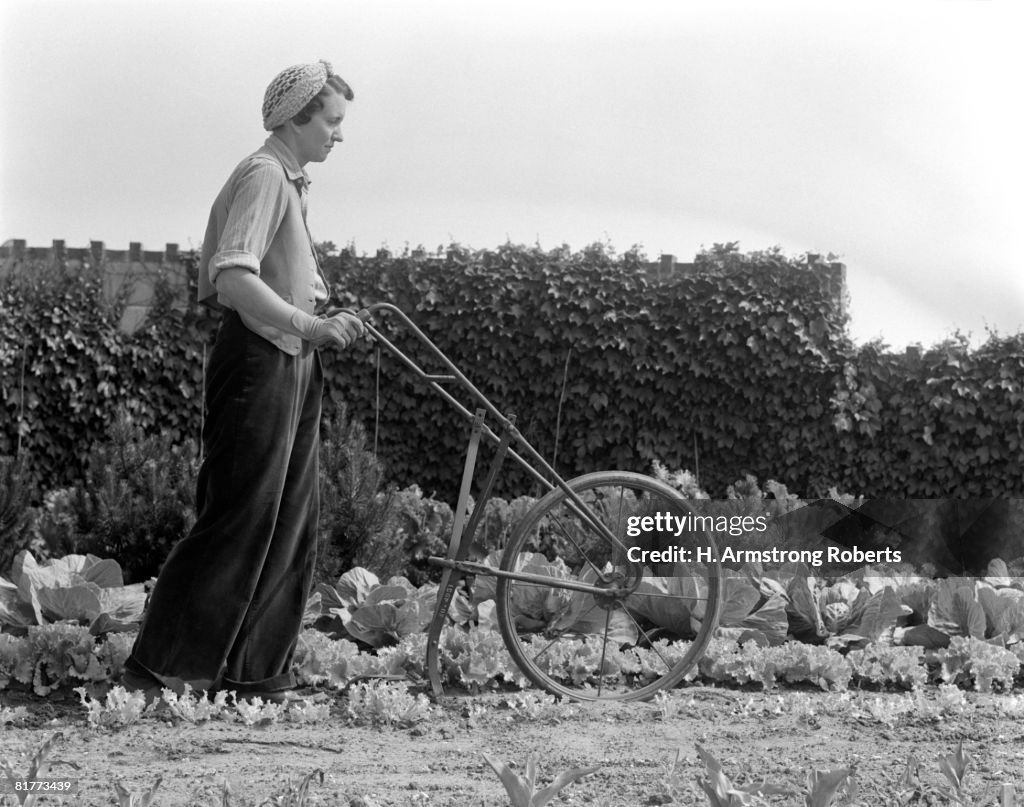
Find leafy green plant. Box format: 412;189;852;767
232;694;286;727
897;743;976;806
261;770;325;807
30;410;199;584
343;679;431;727
432;624;531;690
0;551;146;635
470;495;538;557
651;460;709;499
0;623;113;695
847;644;928;690
939;636;1021;692
654;748;692;805
316;404;399;584
317;405;460;585
696;637;852;691
694;744;792;806
0;704;28;725
161;684;231;723
74;684;151;728
785;574;911;649
315;567;435;648
714;568;790;646
802;767;856;807
653;690;686;721
0;455;34;576
482;752;599;807
285;699;332;724
498;692;569;723
853;685;968;728
379;484;454;584
0;634;32;691
292;629;393;689
936;741;971;803
111;776;162;807
927;577;1024;644
627;563;714;640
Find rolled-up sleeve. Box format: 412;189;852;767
209;160;289;286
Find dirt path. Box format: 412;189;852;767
2;685;1022;806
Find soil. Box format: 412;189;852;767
1;683;1022;806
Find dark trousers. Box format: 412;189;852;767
127;311;323;693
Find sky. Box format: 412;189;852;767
2;0;1021;349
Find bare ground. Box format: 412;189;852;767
2;683;1022;806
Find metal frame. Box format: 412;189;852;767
354;303;676;698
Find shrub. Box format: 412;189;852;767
317;402;466;585
0;454;34;575
31;409;198;584
316;401;400;584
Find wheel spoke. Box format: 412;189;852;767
543;508;615;581
597;608;612;697
618;599;677;673
496;472;721;702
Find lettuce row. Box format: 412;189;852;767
3;625;1022;697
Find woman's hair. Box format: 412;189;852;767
292;75;354;125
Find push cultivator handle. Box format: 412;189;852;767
343;302;722;703
341;302;628;545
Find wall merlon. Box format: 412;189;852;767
1;238;849;333
1;238;195;335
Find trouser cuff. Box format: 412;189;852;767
220;670;296;694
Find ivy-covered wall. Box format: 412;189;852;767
321;242;850;499
1;241;1021;501
0;260;213;494
831;338;1024;497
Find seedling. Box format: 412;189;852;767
111;775;162;807
286;698;332;724
344;679;432;727
653;690;693;721
75;685;150;728
936;741;971;804
262;769;325;807
161;684;231;723
656;748;690;803
897;744;978;806
232;694;286;727
482;752;598;807
695;744;793;807
896;753;925;804
0;706;28;726
1;733;79;807
499;693;565;723
803;767;855;807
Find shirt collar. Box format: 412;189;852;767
264;134;310;188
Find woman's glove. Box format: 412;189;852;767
290;308;366;349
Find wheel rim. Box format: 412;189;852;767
496;472;721;702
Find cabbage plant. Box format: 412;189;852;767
0;550;146;635
786;574;910;649
316;567;435;648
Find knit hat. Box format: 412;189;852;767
262;60;333;131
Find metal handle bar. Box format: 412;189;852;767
354;302;551;492
349;303;631;555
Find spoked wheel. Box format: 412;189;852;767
496;472;721;701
